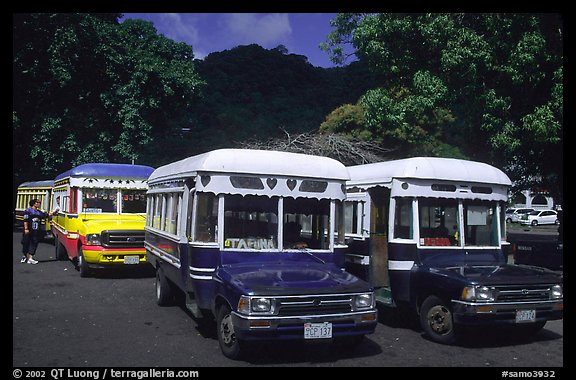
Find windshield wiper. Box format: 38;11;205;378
300;248;326;264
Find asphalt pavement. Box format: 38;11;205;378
12;229;563;369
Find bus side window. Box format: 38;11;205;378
393;198;413;239
195;193;218;242
418;200;459;246
344;201;359;235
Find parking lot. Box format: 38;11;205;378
12;230;563;368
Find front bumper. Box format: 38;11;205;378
231;310;378;341
81;246;147;266
452;299;563;326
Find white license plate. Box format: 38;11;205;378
515;309;536;323
123;256;140;265
304;322;332;339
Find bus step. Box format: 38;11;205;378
375;287;394;305
185;293;203;318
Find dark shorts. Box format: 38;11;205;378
21;232;41;255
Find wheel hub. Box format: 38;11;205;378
428;305;452;334
220;314;235;345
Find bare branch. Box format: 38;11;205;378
236;129;395;166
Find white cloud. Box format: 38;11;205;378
156;13;200;46
223;13;292;48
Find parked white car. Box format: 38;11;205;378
505;207;535;223
519;209;559;226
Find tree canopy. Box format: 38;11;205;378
13;13;205;180
13;12;563;205
321;13;563;201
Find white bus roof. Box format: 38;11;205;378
148;149;349;200
347;157;512;188
18;180;54;189
149;149;350;183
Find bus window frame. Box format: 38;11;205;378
208;193;338;253
389;197;416;244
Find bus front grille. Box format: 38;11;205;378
101;230;145;248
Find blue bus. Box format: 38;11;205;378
343;157;563;344
145;149;377;359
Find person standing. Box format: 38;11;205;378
21;198;53;264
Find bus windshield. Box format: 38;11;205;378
81;188;147;214
463;201;499;247
418;199;459;246
221;194;333;251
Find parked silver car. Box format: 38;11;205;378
519;209;559;226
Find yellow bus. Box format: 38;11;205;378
14;180;54;238
51;163;154;277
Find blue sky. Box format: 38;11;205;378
120;13;351;68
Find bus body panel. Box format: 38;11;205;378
387;242;418;303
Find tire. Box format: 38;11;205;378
419;295;458;344
216;304;244;360
155;267;174;306
77;246;91;278
531;220;538;226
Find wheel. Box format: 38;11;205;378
77;246;91;277
419;295;457;344
155;267;174;306
531;220;538;226
216;304;244;360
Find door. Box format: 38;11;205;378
369;187;390;288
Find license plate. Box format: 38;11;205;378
304;322;332;339
123;256;140;265
515;309;536;323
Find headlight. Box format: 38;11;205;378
550;285;563;299
85;233;101;246
461;285;496;302
252;297;272;312
354;293;374;309
237;296;274;315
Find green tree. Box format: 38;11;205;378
322;13;563;200
13;13;204;180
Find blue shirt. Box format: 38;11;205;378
23;207;49;231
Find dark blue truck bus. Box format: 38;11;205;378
343;157;563;344
145;149;377;359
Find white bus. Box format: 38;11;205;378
145;149;377;359
344;157;563;344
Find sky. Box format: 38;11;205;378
120;13;352;68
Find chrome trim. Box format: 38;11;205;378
145;242;181;268
232;309;376;323
453;299;562;307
